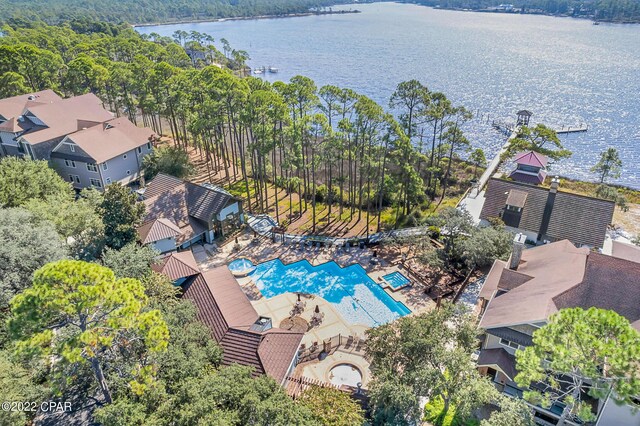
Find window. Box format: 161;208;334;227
499;338;523;351
87;163;98;172
506;205;522;212
68;175;80;184
102;162;108;171
25;144;35;160
146;142;152;150
126;170;131;175
69;145;75;153
123;154;127;159
90;178;102;188
137;146;142;154
105;177;112;184
64;159;76;168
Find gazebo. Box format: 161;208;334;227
516;110;533;126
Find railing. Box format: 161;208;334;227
297;333;366;364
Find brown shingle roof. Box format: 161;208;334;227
142;185;207;244
480;240;589;328
481;240;640;331
138;218;183;244
181;267;303;384
477;348;517;381
481;178;614;248
553;253;640;330
0;90;61;122
140;174;239;244
151;250;200;281
20;94;113;145
497;269;533;292
61;117;154;163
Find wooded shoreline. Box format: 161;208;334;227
133;9;361;28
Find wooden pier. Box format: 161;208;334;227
553;124;588;134
492;121;589;135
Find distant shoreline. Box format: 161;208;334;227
133;9;361;28
423;4;639;24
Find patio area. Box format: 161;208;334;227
193;228;437;314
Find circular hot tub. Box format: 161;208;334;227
228;258;256;277
328;363;363;387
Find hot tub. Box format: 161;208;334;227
227;258;256;277
328;363;363;387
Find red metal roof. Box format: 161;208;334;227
152;250;200;281
513;151;548;168
182;267;303;384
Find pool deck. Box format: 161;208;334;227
193;229;438;389
295;350;373;387
195;229;437;316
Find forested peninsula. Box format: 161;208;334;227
0;0;351;26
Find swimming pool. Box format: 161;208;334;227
382;271;411;290
249;259;411;327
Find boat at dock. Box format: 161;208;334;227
253;66;266;74
268;66;279;73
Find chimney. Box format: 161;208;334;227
538;177;559;241
509;233;527;270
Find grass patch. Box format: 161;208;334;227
424;397;479;426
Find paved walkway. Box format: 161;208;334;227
247;214;431;246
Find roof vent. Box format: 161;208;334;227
27;95;36;101
249;316;272;332
17;115;24;122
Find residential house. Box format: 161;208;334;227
0;90;62;157
480;177;615;248
138;173;243;252
181;266;304;385
477;236;640;425
49;117;155;190
0;92;113;160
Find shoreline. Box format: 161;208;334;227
133;9;360;28
426;4;639;24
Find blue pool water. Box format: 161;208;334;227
250;259;411;327
382;271;411;290
228;258;255;273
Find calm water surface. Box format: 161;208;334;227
138;3;640;188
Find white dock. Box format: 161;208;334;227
553;124;588;134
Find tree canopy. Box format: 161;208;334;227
143;145;194;180
503;124;572;162
515;307;640;424
591;147;623;183
0;157;73;208
24;189;105;260
0;208;67;308
8;260;170;404
365;303;495;425
297;386;365;426
100;184;145;250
